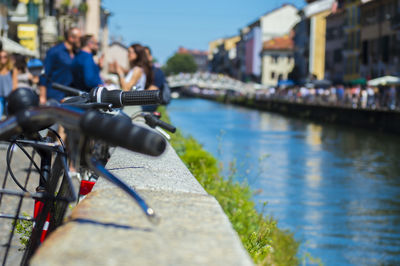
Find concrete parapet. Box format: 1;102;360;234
31;143;253;266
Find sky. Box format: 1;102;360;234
102;0;306;65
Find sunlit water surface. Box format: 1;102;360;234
168;98;400;266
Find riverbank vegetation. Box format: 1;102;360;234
159;106;299;265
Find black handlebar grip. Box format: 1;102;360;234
121;90;161;106
100;89;123;108
52;83;83;96
80;110;166;156
144;115;176;133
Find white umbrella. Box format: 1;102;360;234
367;76;400;86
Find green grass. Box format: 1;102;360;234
159;106;300;265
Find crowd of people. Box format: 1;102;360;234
0;26;167;120
255;84;399;110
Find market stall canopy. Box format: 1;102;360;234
0;36;38;57
367;76;400;86
350;78;366;86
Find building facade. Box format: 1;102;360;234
260;4;300;42
177;47;208;72
209;35;240;77
208;38;224;61
235;21;260;82
261;34;295;86
292;10;311;83
0;0;109;59
341;0;362;81
360;0;400;79
325;1;345;82
106;41;129;71
304;0;334;80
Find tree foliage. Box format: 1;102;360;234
163;53;198;76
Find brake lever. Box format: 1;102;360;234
86;155;160;225
64;102;113;110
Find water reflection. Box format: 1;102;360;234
168;98;400;266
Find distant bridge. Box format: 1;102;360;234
167;72;266;94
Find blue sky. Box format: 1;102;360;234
102;0;306;64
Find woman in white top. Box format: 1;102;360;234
116;44;152;91
12;54;39;91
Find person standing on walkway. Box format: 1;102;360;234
388;86;396;110
12;54;39;91
71;35;103;92
144;46;165;91
39;27;82;103
115;44;152;91
0;51;13;119
142;46;167;111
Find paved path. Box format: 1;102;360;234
0;144;41;265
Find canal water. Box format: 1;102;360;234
167;98;400;266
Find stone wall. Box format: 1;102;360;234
30;142;253;266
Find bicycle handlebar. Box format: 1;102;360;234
0;104;166;156
52;83;87;97
80;110;166;156
90;87;162;107
51;83;162;107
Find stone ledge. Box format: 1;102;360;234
31;142;253;266
97;143;207;195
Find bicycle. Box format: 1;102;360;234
0;88;166;265
48;83;176;199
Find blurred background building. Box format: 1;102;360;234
177;46;208;72
0;0;110;60
207;0;400;86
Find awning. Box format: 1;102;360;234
349;78;366;86
367;76;400;86
0;36;38;57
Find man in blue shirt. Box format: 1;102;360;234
39;27;82;103
71;35;103;92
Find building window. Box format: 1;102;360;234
334;49;342;63
355;57;359;74
362;40;368;65
271;72;275;79
356;31;360;48
381;36;390;63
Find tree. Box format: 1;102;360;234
163;53;197;76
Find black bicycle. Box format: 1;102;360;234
0;88;167;265
48;83;176;199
